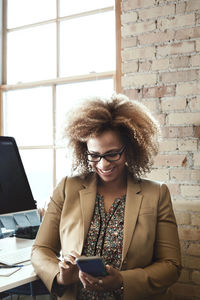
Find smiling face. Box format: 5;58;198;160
86;130;126;185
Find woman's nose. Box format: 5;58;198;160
97;157;111;168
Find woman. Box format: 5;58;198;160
31;94;182;300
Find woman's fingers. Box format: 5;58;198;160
59;260;70;269
63;251;80;264
79;271;102;290
79;271;92;288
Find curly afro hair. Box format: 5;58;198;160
63;94;160;177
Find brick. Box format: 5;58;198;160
171;282;200;298
196;40;200;51
152;58;169;71
194;126;200;138
176;2;186;14
145;168;170;181
139;4;175;20
175;27;200;40
122;20;156;37
182;255;200;269
191;54;200;67
191;214;200;226
123;89;139;100
153;154;186;167
139;61;151;72
122;61;138;74
157;0;176;3
193;153;200;167
192;270;200;284
197;13;200;25
122;73;157;88
170;169;191;181
121;11;137;24
170;169;200;182
173;201;200;212
186;0;200;12
138;30;174;45
175;212;190;225
176;82;200;96
141;99;157;112
123;0;155;11
170;56;190;69
157;41;195;57
179;229;200;241
159;139;177;151
178;269;190;282
162;126;194;138
160;97;187;111
167;183;180;195
168;113;200;125
122;46;155;61
142;85;176;98
187;244;200;256
189;96;200;111
181;185;200;197
191;169;200;181
161;70;199;84
155;113;166;126
157;14;195;31
122;36;137;48
177;139;197;151
179;241;185;253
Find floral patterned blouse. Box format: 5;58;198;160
77;193;126;300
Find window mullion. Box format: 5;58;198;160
56;0;60;78
2;0;7;85
115;0;122;93
1;71;115;91
52;84;56;188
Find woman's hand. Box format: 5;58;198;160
56;251;80;286
79;265;123;292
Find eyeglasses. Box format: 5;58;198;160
87;146;125;162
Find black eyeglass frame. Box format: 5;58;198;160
87;146;126;163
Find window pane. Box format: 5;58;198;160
59;11;115;77
56;148;72;184
20;149;53;209
59;0;114;16
7;23;56;84
7;0;56;29
56;78;114;143
3;87;53;146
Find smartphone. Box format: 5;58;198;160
76;256;107;277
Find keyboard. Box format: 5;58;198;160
0;246;32;266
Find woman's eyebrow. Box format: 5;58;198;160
88;148;121;154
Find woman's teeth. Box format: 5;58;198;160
98;168;113;174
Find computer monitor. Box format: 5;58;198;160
0;136;37;214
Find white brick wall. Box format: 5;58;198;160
121;0;200;298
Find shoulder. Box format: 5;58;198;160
56;172;95;192
138;177;170;199
139;177;162;189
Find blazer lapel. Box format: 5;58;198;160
122;174;143;263
79;173;97;241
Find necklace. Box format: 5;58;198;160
94;194;124;256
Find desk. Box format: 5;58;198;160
0;237;38;293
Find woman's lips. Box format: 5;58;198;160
97;167;114;176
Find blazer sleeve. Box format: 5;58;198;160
121;183;182;300
31;177;67;294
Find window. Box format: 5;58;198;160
0;0;121;208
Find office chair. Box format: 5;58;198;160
7;279;52;300
0;292;9;300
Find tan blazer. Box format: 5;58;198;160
31;172;182;300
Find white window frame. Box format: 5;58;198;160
0;0;122;192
